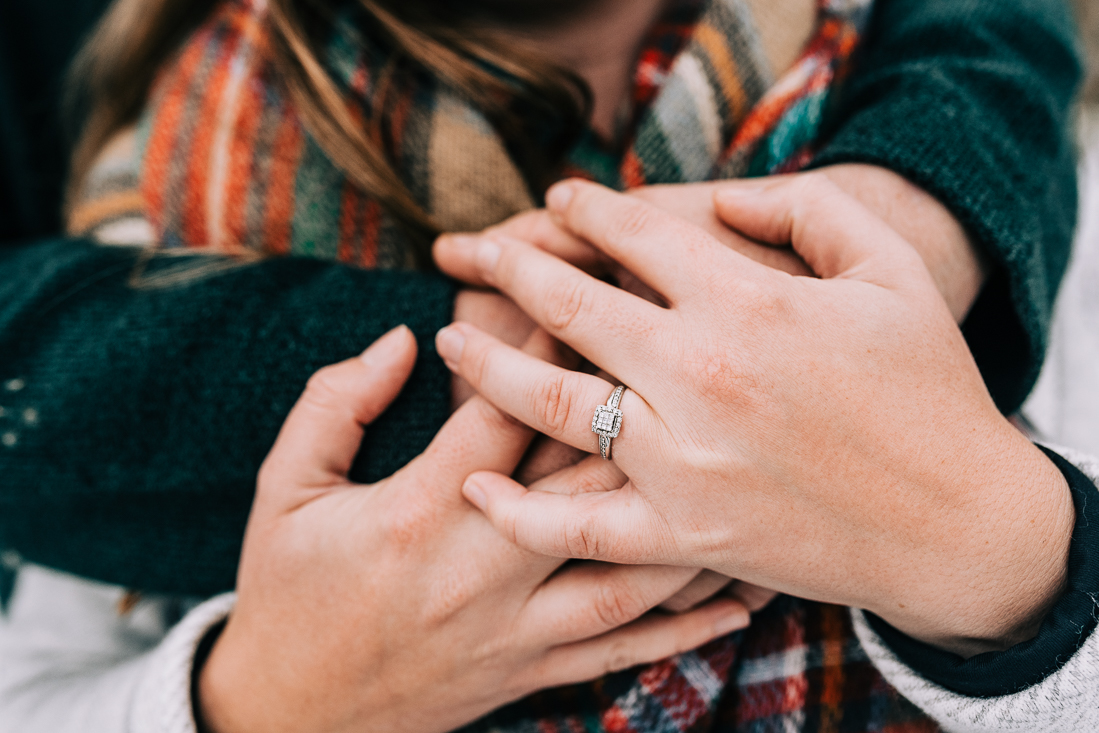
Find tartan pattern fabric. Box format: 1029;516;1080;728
472;597;941;733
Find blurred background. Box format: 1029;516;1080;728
1077;0;1098;104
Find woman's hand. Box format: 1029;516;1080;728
196;326;749;733
432;176;1073;658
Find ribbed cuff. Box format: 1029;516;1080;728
130;593;236;733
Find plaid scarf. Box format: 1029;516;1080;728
70;1;942;730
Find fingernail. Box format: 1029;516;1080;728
476;239;502;273
546;182;577;212
360;325;411;367
435;326;466;369
463;478;487;511
713;608;750;636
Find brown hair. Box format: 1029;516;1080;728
69;0;591;265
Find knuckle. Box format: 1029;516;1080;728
603;638;637;675
461;336;494;389
477;396;528;433
380;496;438;547
542;277;589;333
531;372;578;435
571;467;615;495
795;171;842;209
302;365;346;410
715;274;793;325
683;347;752;402
593;580;642;630
563;514;603;559
605;202;656;245
422;569;482;626
793;170;832;197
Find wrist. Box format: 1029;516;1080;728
195;618;271;733
872;433;1074;658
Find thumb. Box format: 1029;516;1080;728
712;174;925;284
258;326;418;502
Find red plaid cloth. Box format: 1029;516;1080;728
469;596;940;732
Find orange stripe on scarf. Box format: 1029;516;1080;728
263;113;303;255
223;70;266;248
181;31;241;247
141;27;216;237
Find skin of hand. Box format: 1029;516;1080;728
438;164;988;612
196;325;749;733
431;176;1075;658
452;291;588;486
439;165;987;321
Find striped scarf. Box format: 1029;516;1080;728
73;0;869;264
70;0;943;730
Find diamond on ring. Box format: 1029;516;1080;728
591;385;625;460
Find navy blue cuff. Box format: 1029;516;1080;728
865;446;1099;697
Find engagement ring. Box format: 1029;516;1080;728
591;385;625;460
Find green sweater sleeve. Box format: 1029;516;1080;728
1;0;458;598
0;239;455;596
813;0;1083;414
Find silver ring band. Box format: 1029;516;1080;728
591;385;626;460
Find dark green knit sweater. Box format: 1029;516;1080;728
0;0;1082;596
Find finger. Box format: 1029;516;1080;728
260;326;417;493
462;469;663;564
544;179;769;303
419;328;577;483
526;453;626;496
524;562;700;645
467;233;667;381
435;210;610;286
712;174;927;284
725;581;780;613
631;183;813;278
513;436;587;487
538;598;749;687
659;570;735;613
436;323;658;464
